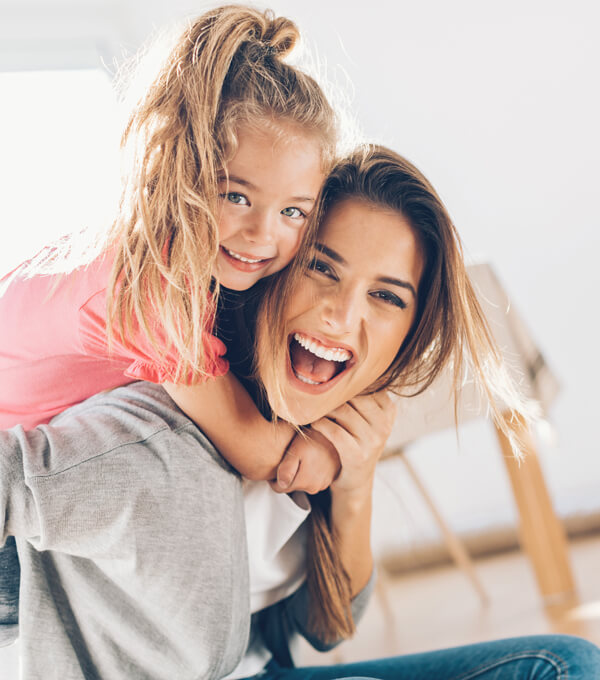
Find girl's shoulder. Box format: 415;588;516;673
0;245;114;311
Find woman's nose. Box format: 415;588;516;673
319;285;362;334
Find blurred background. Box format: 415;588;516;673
0;0;599;672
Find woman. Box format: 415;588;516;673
1;147;598;679
224;145;600;679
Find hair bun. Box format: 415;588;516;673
258;12;299;58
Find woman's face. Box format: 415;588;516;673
261;198;424;424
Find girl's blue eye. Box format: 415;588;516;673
222;192;248;205
281;207;305;219
371;290;407;309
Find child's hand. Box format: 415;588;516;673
310;391;396;498
271;428;341;495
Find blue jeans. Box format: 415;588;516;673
245;635;600;679
0;537;19;646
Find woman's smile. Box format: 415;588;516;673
262;198;424;424
287;331;356;390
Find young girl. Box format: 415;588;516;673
0;4;342;644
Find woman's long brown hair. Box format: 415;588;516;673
258;145;534;643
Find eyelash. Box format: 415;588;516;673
308;257;337;279
219;193;306;219
308;257;408;309
281;206;306;219
370;290;407;309
220;192;248;205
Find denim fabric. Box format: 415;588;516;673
245;634;600;680
0;537;19;647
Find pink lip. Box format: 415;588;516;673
286;331;357;395
219;246;274;273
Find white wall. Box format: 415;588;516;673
1;0;599;553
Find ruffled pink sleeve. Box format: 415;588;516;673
78;288;229;384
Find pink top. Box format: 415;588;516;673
0;250;228;430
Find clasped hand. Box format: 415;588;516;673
271;392;396;496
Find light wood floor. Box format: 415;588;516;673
297;532;600;665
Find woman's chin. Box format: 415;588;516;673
267;362;342;426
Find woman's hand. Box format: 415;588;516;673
309;390;396;596
309;391;396;499
271;428;341;495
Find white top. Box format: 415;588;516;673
223;480;311;679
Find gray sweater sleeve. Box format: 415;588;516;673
257;567;376;667
0;383;252;680
0;417;178;551
0;427;46;544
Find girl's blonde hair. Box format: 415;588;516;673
257;145;534;643
106;5;336;381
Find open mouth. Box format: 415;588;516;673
288;332;354;388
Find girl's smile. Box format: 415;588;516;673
219;246;275;272
215;121;324;290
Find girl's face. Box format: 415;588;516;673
260;198;424;425
215;121;324;291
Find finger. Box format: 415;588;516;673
309;417;356;463
371;390;396;418
276;447;301;489
283;463;330;495
269;479;289;494
325;394;382;431
322;401;374;441
347;392;396;430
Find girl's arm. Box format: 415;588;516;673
163;373;340;487
310;391;396;595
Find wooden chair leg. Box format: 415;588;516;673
494;416;576;604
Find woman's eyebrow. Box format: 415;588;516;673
316;243;345;263
378;276;417;299
316;243;416;298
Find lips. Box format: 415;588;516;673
220;246;274;272
288;331;355;391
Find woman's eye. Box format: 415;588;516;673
221;192;249;206
308;257;335;278
371;290;407;309
281;206;305;219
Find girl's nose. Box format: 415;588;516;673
242;211;275;244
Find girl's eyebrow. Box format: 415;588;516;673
315;242;417;298
217;173;256;189
218;173;316;204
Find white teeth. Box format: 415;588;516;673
293;333;351;363
223;247;265;264
294;371;322;385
